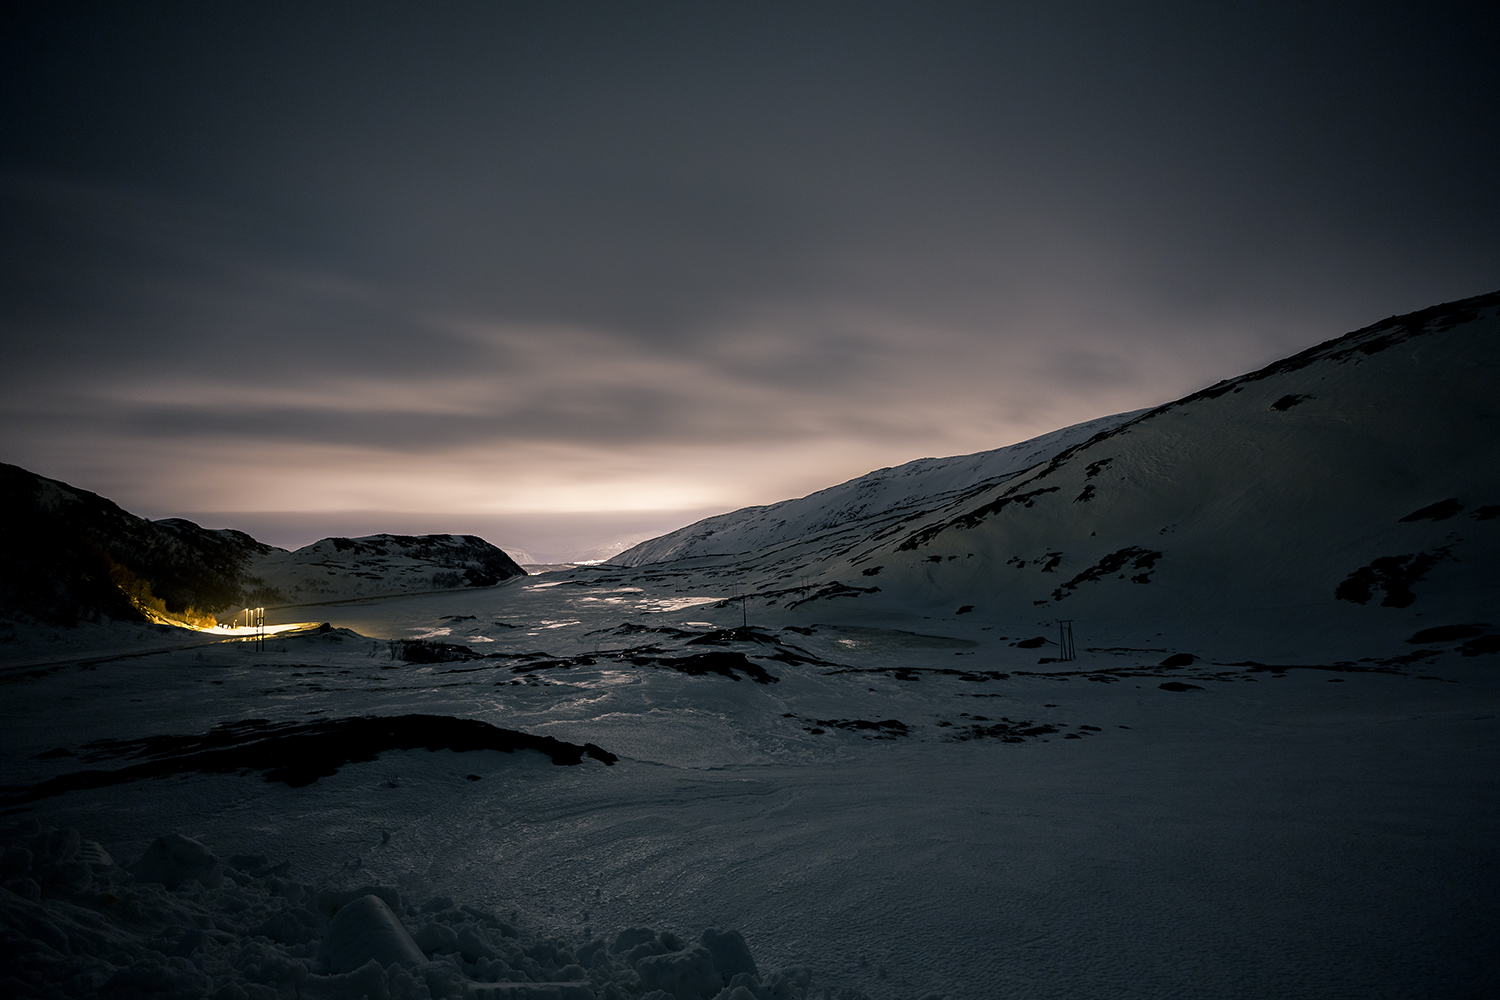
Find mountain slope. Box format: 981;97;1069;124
615;408;1144;567
0;466;271;625
612;290;1500;638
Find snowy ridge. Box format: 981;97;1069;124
832;290;1500;623
614;409;1144;567
604;290;1500;637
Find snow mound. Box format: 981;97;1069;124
0;821;851;1000
320;894;427;973
132;832;224;891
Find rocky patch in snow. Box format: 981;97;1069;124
627;652;780;685
1334;546;1455;608
2;717;617;806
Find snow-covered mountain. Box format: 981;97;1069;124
614;290;1500;637
237;532;526;607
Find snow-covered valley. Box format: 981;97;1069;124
4;578;1496;999
3;290;1499;999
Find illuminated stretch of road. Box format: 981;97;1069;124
133;603;322;638
202;621;322;638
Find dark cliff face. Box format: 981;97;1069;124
1;466;136;625
115;518;273;615
0;464;270;625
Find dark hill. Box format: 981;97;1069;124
0;464;268;625
0;464;526;625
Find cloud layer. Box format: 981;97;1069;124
2;3;1497;559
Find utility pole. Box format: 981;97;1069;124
1057;619;1075;661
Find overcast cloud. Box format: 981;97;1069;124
2;2;1496;561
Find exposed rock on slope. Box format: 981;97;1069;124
0;466;525;624
612;290;1500;627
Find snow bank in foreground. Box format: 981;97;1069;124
0;823;890;1000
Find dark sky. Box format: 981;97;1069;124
3;2;1496;561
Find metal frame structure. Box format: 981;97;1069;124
1057;619;1075;661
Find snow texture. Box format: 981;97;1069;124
0;823;814;1000
612;410;1143;568
3;289;1499;999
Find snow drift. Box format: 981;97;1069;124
0;821;821;1000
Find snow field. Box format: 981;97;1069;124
4;602;1497;998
